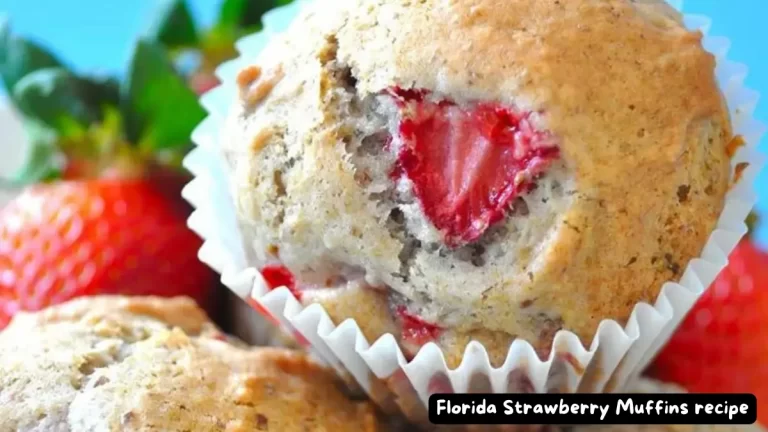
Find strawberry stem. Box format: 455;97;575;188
746;212;759;238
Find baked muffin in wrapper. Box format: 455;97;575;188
183;0;765;424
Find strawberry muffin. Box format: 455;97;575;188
0;296;381;432
221;0;732;366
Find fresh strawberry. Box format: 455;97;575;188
389;88;559;247
0;179;216;328
0;26;218;328
649;235;768;425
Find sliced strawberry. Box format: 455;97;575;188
395;305;443;348
389;88;559;247
261;264;301;300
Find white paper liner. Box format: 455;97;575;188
182;0;765;421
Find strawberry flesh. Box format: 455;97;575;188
395;305;443;346
389;87;559;247
261;264;301;300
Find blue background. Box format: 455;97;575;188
2;0;768;245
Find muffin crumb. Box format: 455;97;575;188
242;65;285;106
726;135;746;158
733;162;750;186
237;65;263;89
251;127;275;152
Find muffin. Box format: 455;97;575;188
0;296;380;432
220;0;732;367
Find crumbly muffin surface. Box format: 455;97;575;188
0;296;379;432
223;0;731;363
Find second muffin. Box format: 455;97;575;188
0;296;380;432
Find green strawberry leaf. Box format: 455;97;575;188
10;119;63;185
11;68;119;133
216;0;274;33
78;74;121;111
0;18;64;93
145;0;199;49
123;39;205;150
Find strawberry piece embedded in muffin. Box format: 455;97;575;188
389;88;560;247
261;264;301;300
395;305;443;348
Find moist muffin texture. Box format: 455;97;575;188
221;0;732;366
0;296;380;432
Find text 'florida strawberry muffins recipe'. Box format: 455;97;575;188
427;394;757;425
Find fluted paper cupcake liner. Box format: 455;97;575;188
182;0;765;423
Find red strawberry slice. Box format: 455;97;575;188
389;88;559;247
261;264;301;300
395;305;443;348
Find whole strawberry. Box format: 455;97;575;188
649;227;768;425
0;179;216;328
0;22;217;327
